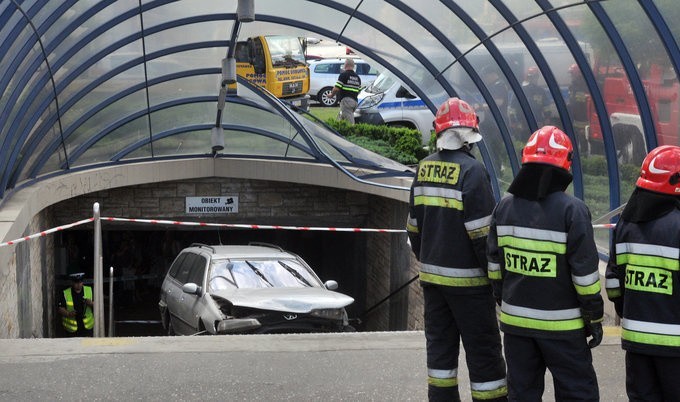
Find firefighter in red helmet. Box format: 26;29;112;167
407;97;507;401
487;126;603;400
606;145;680;400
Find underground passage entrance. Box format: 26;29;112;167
54;227;372;337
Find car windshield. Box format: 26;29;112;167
365;72;396;94
209;259;322;291
265;36;306;67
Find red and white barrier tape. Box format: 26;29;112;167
0;217;95;248
101;216;407;233
0;216;618;249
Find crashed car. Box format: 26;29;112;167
159;242;354;335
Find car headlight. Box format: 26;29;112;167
310;308;345;320
357;93;384;110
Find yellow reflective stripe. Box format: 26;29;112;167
468;226;489;239
498;236;566;254
622;328;680;347
488;270;502;280
500;312;584;331
334;83;361;92
414;195;463;210
472;386;508;400
574;281;601;296
617;253;679;271
428;376;458;388
406;222;418;233
420;272;490;287
606;288;622;298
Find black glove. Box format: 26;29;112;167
585;321;603;348
613;298;624;318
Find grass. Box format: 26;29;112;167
307;105;340;121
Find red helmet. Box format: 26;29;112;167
636;145;680;195
433;97;479;135
522;126;573;171
526;66;539;77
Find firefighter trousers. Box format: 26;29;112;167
626;351;680;401
423;285;507;402
503;333;598;401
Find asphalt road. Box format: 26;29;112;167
0;330;626;401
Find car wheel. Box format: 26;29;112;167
318;87;338;107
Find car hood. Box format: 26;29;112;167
211;287;354;313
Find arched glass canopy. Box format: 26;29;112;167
1;0;680;251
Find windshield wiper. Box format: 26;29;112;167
278;261;312;287
245;261;274;287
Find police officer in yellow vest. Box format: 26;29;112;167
58;273;94;337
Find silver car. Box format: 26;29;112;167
159;243;355;335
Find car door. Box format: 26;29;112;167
167;253;196;335
175;253;208;334
162;252;187;332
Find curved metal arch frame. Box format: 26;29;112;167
490;0;584;199
535;0;619;209
638;1;680;129
440;0;532;178
588;2;656;155
304;0;456;99
386;0;520;194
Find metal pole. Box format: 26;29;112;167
93;203;104;337
108;266;114;337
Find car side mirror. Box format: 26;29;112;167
395;86;416;99
324;280;338;290
182;283;202;295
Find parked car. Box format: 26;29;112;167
355;71;435;145
308;58;378;106
159;242;355;335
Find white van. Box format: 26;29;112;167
354;72;434;145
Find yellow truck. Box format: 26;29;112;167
233;35;310;110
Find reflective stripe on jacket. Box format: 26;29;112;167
606;208;680;356
407;149;495;293
487;191;603;338
62;286;94;332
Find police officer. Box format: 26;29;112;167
605;145;680;400
487;126;603;401
57;273;94;337
407;97;507;402
328;58;361;123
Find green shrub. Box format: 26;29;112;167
325;119;428;165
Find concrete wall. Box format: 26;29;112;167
0;159;418;338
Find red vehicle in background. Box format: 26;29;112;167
584;62;680;165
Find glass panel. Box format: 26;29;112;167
152;129;210;158
148;74;220;107
600;0;679;240
18;105;63;183
143;21;231;55
150;102;213;135
65;90;147;161
77;117;152;166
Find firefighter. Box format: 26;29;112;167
509;67;553;135
407;97;507;402
567;64;589;155
605;145;680;400
487;126;603;401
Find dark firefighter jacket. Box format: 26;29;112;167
487;187;603;339
606;192;680;357
407;148;495;294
